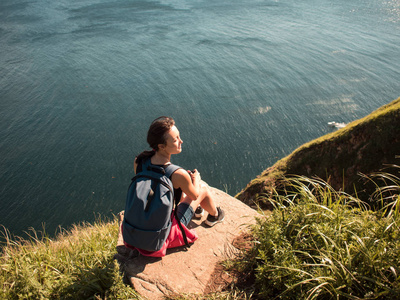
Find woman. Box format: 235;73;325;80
135;116;224;228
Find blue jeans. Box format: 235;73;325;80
176;202;194;226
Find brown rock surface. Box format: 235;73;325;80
115;186;259;299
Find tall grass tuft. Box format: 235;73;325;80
0;215;139;299
242;171;400;299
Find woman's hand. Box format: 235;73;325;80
188;169;201;183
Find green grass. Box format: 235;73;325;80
231;171;400;299
0;216;139;300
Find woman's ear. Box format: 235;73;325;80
158;143;166;151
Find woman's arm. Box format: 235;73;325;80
171;169;201;200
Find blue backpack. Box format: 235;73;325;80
122;158;188;252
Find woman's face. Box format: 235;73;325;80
160;125;183;155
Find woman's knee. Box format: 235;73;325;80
198;184;211;201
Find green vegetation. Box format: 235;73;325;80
0;217;139;299
229;171;400;299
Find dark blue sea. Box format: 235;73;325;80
1;0;399;238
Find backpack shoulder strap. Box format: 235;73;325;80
136;158;162;175
164;163;181;179
137;158;180;177
163;163;190;248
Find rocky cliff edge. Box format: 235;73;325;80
115;187;259;299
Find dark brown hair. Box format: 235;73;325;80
136;116;175;164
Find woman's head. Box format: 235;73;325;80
136;116;181;165
147;116;176;151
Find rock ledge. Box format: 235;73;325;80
115;187;259;299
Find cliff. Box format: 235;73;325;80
236;97;400;208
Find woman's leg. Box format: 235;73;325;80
180;181;218;217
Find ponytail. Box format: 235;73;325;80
136;149;156;166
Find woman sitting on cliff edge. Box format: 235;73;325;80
120;116;224;257
136;116;224;227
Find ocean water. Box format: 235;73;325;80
1;0;399;237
